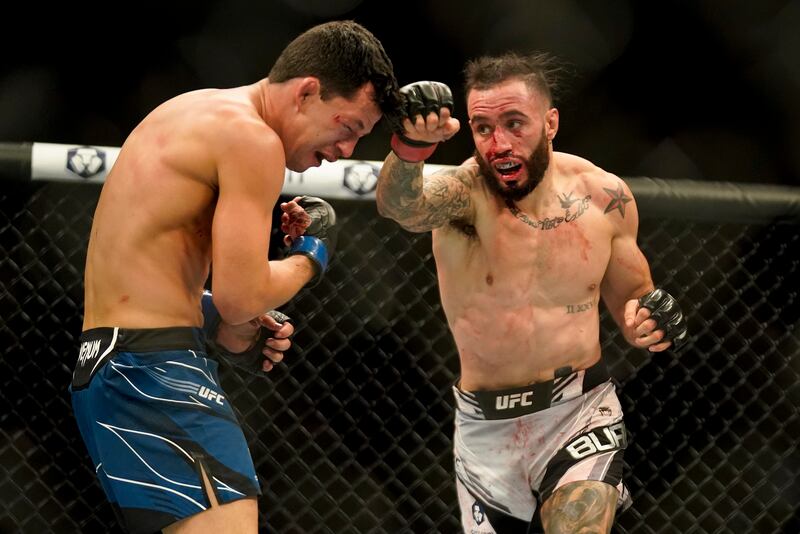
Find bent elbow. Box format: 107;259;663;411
376;202;404;227
375;195;398;221
376;201;390;219
213;294;258;326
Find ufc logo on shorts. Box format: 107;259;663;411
197;386;225;405
565;422;627;460
495;392;533;410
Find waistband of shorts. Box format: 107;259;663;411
453;358;610;420
79;327;207;353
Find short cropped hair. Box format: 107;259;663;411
270;20;402;128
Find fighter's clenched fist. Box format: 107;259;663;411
391;81;461;162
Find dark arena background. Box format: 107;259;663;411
2;1;800;533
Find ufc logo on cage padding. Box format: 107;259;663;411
66;146;106;178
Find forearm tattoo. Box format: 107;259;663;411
507;193;590;231
377;156;424;215
602;184;631;218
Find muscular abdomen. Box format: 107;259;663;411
432;201;610;390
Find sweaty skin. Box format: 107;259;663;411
377;78;659;391
377;77;660;533
378;76;669;534
435;156;648;390
83;78;380;331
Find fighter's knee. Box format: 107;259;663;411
163;497;258;534
163;461;257;534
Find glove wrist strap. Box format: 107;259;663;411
288;235;328;286
391;133;438;163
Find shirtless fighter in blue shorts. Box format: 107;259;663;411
70;21;401;534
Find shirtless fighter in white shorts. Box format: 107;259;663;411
376;54;687;533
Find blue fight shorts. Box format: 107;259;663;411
70;327;261;534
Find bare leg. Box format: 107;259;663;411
540;480;618;534
162;462;258;534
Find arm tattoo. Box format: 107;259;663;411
376;156;424;215
603;184;632;218
541;481;617;534
377;154;472;232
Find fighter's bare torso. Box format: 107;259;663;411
433;152;629;390
82;84;268;330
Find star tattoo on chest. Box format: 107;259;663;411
603;184;632;217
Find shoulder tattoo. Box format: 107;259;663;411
602;184;632;218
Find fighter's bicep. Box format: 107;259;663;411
211;129;285;302
212;192;272;267
425;168;472;211
604;233;651;288
600;229;654;325
215;124;285;201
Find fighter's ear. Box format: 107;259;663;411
545;107;559;142
295;77;321;109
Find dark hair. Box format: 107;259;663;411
269;20;402;127
464;51;564;107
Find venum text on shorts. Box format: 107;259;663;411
78;339;102;366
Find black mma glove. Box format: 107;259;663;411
287;196;337;287
638;289;688;350
201;291;292;376
391;81;454;163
